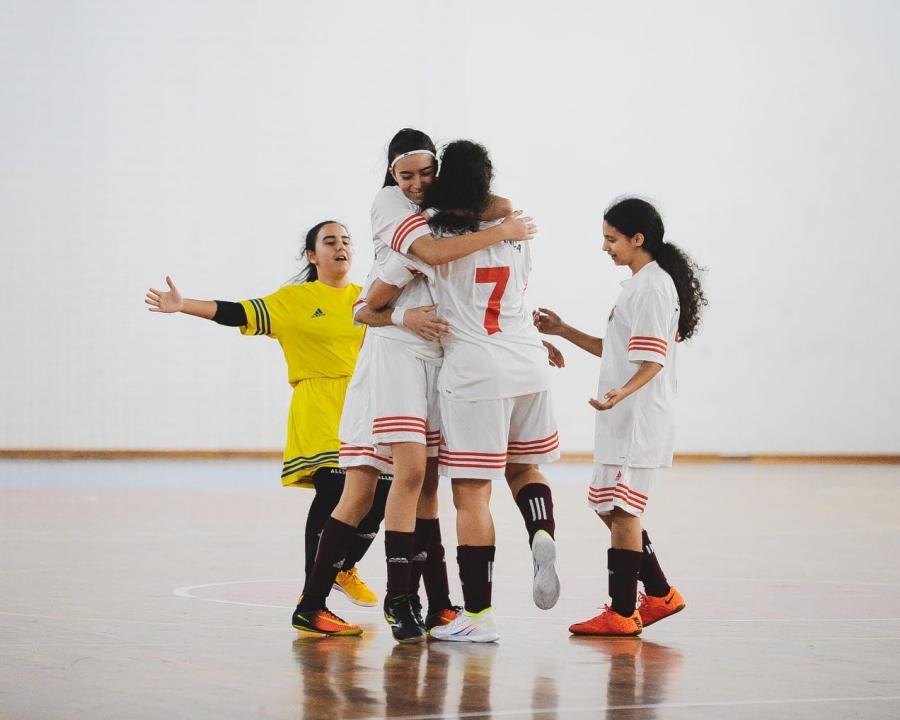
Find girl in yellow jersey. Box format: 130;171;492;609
146;221;447;611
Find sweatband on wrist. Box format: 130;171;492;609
391;307;405;327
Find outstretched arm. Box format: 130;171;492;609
590;361;663;411
145;276;247;326
408;211;536;266
533;307;603;357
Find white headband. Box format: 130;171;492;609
389;149;437;171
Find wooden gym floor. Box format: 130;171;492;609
1;459;898;719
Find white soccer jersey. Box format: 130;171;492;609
427;223;550;401
355;186;441;360
594;261;680;468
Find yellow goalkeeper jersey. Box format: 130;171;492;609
239;281;363;487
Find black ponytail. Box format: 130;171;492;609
383;128;437;188
604;198;707;341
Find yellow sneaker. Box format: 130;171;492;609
333;567;378;607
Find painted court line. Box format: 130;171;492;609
171;579;900;627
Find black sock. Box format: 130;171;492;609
305;468;344;581
608;548;643;617
385;531;415;600
457;545;495;614
423;519;452;610
298;517;357;611
342;475;389;570
639;530;671;597
409;518;434;600
514;483;555;544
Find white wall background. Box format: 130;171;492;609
2;0;898;454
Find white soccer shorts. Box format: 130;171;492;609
339;334;441;473
438;391;560;481
588;464;658;517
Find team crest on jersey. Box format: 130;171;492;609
311;308;326;318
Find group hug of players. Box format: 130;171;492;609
146;128;707;642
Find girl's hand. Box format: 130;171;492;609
533;307;565;335
542;340;565;368
403;305;451;342
589;388;626;411
146;276;184;313
500;210;537;241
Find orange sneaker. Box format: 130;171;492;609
292;604;362;636
637;587;685;628
425;605;462;630
569;606;642;636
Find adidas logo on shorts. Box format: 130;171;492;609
312;308;326;318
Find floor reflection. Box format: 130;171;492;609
292;632;682;718
293;634;500;718
292;631;381;719
569;637;683;716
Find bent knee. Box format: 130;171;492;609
505;462;537;483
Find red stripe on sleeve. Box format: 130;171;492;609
391;215;428;252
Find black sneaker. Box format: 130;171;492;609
408;594;427;631
384;594;426;643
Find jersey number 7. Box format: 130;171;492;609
475;266;510;335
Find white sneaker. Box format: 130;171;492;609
428;607;499;643
531;530;560;610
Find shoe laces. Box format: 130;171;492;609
342;567;364;589
637;591;647;605
320;607;348;624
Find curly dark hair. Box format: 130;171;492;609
382;128;436;188
425;140;493;234
604;198;707;341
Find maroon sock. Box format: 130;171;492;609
409;518;434;599
514;483;555;544
639;530;671;597
423;518;452;610
608;548;643;617
385;531;415;600
298;517;357;611
457;545;495;613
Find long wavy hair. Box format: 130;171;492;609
604;198;707;341
425;140;493;234
382;128;437;188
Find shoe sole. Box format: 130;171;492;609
332;582;379;607
640;602;686;628
568;627;642;637
292;624;362;637
429;631;499;643
532;533;560;610
395;632;427;644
